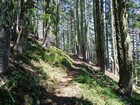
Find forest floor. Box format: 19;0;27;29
0;37;140;105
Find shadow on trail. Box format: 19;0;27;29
0;60;92;105
0;38;139;105
0;38;92;105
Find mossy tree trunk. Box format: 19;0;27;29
114;0;133;96
14;0;34;54
42;0;51;49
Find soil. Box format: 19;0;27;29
43;54;119;105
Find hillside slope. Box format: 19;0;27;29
0;38;140;105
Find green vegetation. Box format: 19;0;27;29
45;47;72;68
0;38;89;105
0;0;140;105
73;70;125;105
0;38;140;105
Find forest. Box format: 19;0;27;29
0;0;140;105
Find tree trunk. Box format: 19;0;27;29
0;27;10;73
105;23;110;70
94;0;106;72
62;29;65;50
100;0;106;72
36;0;39;39
14;27;28;54
80;0;84;58
114;0;133;97
104;0;109;70
42;18;51;49
42;0;51;48
55;0;60;48
110;0;117;74
76;0;81;56
83;0;88;62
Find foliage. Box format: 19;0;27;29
126;1;138;9
1;37;140;104
45;46;72;68
0;0;15;27
73;65;140;105
0;38;71;105
41;13;51;21
73;68;126;105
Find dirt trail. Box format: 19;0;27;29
54;71;81;98
44;57;82;105
44;54;119;105
44;71;82;105
69;55;119;82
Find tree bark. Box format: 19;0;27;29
0;27;10;73
14;27;28;54
55;0;60;48
110;0;117;74
94;0;106;72
83;0;88;62
80;0;84;58
76;0;81;56
114;0;133;97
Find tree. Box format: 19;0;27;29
0;1;14;73
55;0;60;48
94;0;106;72
13;0;34;53
110;0;117;75
76;0;81;56
42;0;52;48
114;0;133;96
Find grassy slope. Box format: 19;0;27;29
0;38;140;105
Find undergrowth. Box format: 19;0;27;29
72;63;140;105
73;69;126;105
0;38;69;105
0;37;140;105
